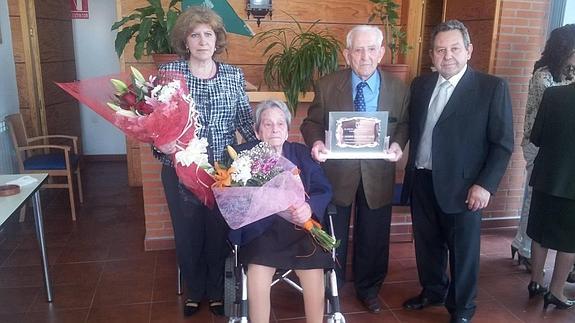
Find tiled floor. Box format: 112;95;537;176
0;161;574;323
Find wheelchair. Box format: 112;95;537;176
224;206;345;323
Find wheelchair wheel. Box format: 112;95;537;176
223;252;236;317
327;313;346;323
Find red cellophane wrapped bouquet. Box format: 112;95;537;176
56;67;216;207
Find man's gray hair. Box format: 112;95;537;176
430;19;472;49
254;100;292;132
346;25;384;49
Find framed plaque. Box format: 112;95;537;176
321;111;394;159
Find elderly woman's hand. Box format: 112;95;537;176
289;202;312;226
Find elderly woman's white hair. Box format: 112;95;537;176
254;100;292;132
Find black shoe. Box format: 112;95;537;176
511;245;518;260
209;300;225;316
518;255;532;272
450;316;470;323
527;281;547;298
543;292;575;310
183;299;200;317
359;296;382;313
567;269;575;284
403;294;444;310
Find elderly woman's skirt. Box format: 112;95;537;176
527;189;575;253
239;216;333;269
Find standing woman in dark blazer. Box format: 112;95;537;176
527;83;575;310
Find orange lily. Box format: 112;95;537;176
212;162;235;188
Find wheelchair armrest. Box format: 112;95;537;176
327;204;337;216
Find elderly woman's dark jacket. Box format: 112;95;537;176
228;140;333;245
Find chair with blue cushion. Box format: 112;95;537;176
6;113;83;221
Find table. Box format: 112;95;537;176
0;174;52;302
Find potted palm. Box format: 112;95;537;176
368;0;411;81
254;16;342;114
112;0;181;64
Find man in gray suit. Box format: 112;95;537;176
300;25;408;313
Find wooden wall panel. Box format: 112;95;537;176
36;19;75;62
419;0;443;75
445;0;497;20
14;64;30;109
45;102;82;138
34;0;72;19
444;0;499;73
7;0;19;15
8;0;79;141
119;0;399;88
41;61;77;106
8;0;38;136
34;1;80;140
462;19;495;73
8;17;24;62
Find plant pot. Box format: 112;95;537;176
152;53;180;68
381;63;409;83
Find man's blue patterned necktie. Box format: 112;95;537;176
354;81;368;112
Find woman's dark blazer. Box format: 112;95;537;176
530;83;575;200
227;141;333;245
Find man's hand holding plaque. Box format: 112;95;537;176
314;111;400;160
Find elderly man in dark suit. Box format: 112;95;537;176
400;20;514;323
300;25;408;313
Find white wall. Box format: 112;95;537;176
0;0;19;119
72;0;125;155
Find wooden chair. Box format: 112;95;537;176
5;113;83;221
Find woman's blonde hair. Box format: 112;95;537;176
170;6;227;59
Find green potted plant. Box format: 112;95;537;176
254;15;342;114
368;0;410;64
112;0;181;62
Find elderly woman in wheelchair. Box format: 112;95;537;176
228;100;334;323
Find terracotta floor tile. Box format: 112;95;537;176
2;161;575;322
0;265;44;288
1;246;64;267
0;286;40;314
380;281;426;309
150;300;214;323
92;279;153;307
392;307;451;322
51;262;105;286
0;312;27;323
87;304;150;323
29;283;96;312
154;250;179;279
23;309;90;323
57;245;111;264
152;276;183;303
100;258;156;283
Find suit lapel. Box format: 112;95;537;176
436;67;477;125
336;70;354;111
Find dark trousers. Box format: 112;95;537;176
331;181;392;300
161;164;229;301
411;169;481;318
